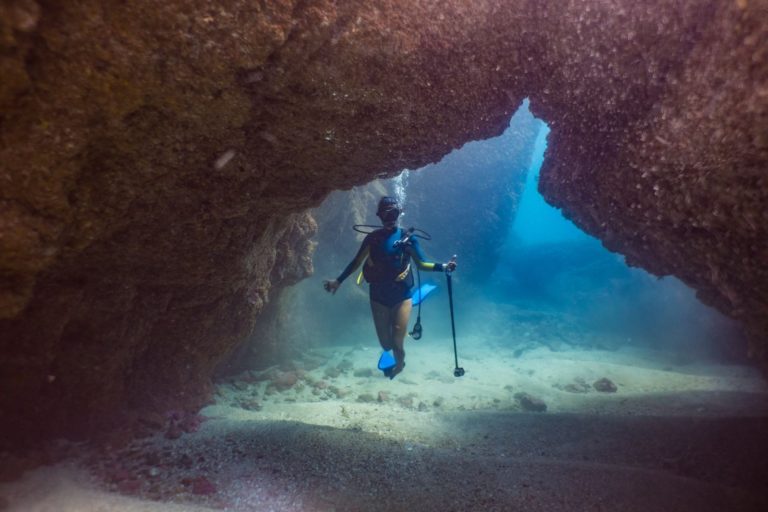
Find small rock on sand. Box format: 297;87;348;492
238;398;262;411
563;377;590;393
514;392;547;412
593;377;618;393
324;367;341;379
336;359;354;372
272;371;298;391
397;396;415;409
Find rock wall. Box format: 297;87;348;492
1;0;766;442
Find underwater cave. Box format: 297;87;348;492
1;1;767;511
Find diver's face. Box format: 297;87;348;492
378;208;400;230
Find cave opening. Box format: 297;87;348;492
271;100;751;377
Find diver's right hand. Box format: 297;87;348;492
323;279;340;294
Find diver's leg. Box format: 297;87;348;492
370;299;394;351
389;298;413;377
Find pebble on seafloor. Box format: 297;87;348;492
561;377;590;393
514;392;547;412
271;371;298;391
593;377;618;393
324;367;342;379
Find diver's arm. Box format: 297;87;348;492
324;238;371;294
407;238;449;272
336;242;370;283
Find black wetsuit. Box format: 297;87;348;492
336;227;444;307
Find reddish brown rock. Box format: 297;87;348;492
0;0;766;445
271;371;299;391
593;378;619;393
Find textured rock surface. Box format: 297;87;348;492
1;0;766;442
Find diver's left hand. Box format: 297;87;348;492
444;258;457;272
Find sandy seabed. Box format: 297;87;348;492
2;339;768;512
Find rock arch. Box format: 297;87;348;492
1;0;765;441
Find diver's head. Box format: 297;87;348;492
376;196;401;228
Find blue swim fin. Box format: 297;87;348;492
377;350;396;374
411;283;437;306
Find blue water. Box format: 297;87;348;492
511;126;588;246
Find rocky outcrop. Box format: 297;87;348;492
533;1;768;361
1;0;766;442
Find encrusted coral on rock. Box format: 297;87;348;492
1;0;766;442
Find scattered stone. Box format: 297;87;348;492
357;393;376;403
238;371;258;383
593;378;618;393
397;396;414;409
329;386;349;398
314;380;329;390
238;398;262;411
418;402;428;412
514;392;547;412
324;367;342;379
377;391;390;402
336;359;354;372
503;384;514;392
433;396;445;407
353;368;375;378
563;377;590;393
272;371;298;391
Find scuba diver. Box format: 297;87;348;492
323;196;457;379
